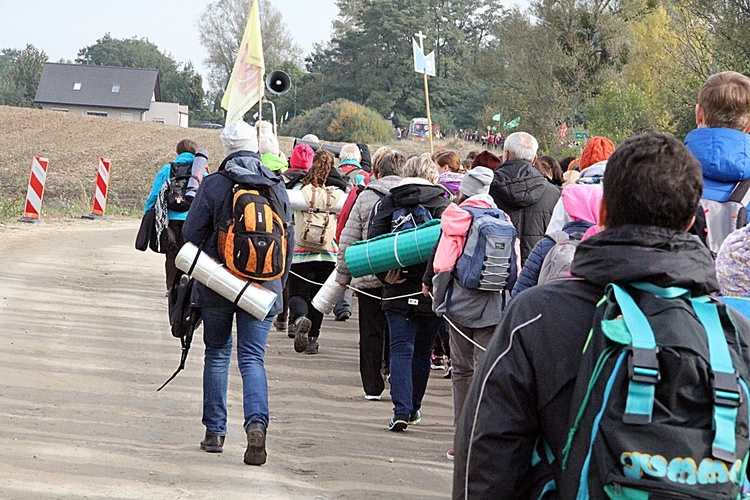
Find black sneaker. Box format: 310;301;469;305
243;422;267;466
200;431;225;453
389;415;409;432
292;317;312;353
306;336;319;355
408;410;422;425
335;312;351;322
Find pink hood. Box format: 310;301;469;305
562;184;602;224
433;195;497;273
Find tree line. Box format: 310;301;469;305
2;0;749;147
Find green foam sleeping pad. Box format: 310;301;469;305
345;219;442;278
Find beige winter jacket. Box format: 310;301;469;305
335;175;402;290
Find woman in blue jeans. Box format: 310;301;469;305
183;121;293;465
368;154;450;431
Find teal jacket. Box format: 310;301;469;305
143;152;196;221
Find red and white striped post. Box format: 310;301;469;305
18;156;49;223
82;158;111;220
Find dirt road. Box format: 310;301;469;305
0;219;454;499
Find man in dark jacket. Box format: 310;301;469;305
488;132;560;264
454;132;750;498
369;154;450;431
183;120;294;466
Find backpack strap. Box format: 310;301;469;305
728;177;750;205
543;230;571;245
691;297;741;462
609;284;660;425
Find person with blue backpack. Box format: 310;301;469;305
454;132;750;499
425;166;519;460
368;153;451;432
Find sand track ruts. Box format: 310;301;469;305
0;218;453;499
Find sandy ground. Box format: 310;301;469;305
0;218;454;499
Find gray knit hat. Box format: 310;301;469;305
460;166;493;197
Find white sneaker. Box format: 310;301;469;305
364;394;381;401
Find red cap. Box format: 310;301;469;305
472;150;503;170
290;144;314;170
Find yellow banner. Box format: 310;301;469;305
221;0;265;125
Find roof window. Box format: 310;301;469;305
111;85;120;93
73;82;82;91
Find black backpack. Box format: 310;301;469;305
166;162;198;212
559;283;750;499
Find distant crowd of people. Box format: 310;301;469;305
143;71;750;499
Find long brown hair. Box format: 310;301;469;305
302;149;334;187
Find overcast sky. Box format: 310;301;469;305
3;0;339;87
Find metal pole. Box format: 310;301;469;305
257;73;263;145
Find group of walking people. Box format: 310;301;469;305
144;70;750;499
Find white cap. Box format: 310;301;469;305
220;121;258;156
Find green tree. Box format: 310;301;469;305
286;99;393;143
306;0;501;128
76;34;204;115
3;44;48;107
586;81;655;143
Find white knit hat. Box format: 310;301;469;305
259;134;280;156
220;121;258;156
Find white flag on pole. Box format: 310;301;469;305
413;39;436;77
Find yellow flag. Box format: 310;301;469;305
221;0;265;125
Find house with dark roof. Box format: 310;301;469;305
34;63;188;127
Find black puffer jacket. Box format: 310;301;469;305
490;159;560;263
453;225;750;499
368;180;450;315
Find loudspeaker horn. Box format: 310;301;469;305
265;70;291;95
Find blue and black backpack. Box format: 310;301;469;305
558;283;750;499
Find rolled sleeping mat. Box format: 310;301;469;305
187;148;209;197
293;138;342;158
311;269;347;314
344;219;442;278
287;189;346;213
175;242;277;320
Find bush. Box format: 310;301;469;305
285;99;393;143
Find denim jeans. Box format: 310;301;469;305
201;306;272;436
385;312;440;417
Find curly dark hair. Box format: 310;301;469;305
302;149;334;187
603;132;702;231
